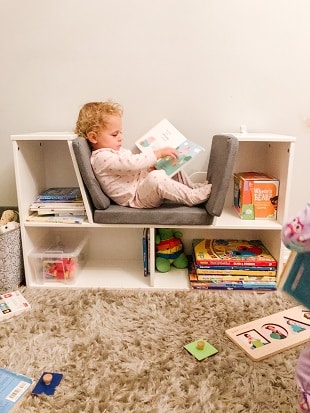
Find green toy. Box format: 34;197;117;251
155;228;188;272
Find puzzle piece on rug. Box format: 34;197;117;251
184;338;218;361
32;372;63;396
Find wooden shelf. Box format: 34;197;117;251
11;132;295;289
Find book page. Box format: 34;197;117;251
154;139;205;177
136;118;186;152
136;118;205;177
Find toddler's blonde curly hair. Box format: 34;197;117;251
75;101;123;139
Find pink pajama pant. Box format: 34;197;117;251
132;170;208;208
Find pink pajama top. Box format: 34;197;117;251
91;147;157;207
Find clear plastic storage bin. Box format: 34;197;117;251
29;233;88;284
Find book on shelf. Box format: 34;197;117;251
36;187;82;201
195;266;277;276
135;118;205;177
31;199;84;206
190;281;277;291
142;228;150;277
26;213;86;224
190;273;276;282
30;201;84;209
30;201;85;215
278;251;310;308
190;271;276;285
0;291;30;321
34;208;86;216
193;239;277;267
0;368;33;412
194;261;277;272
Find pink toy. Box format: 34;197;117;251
282;203;310;253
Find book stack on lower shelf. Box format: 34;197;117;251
27;187;86;224
189;239;277;291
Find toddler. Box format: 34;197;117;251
282;203;310;412
74;101;211;208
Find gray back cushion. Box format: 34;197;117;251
205;134;239;216
72;136;110;210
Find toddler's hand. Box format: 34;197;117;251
154;147;178;160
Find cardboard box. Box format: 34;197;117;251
234;172;279;220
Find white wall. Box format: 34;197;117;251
1;0;310;215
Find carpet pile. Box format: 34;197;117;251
1;288;304;412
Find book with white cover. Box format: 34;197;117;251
0;291;31;321
136;118;205;177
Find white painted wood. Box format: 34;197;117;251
12;133;295;289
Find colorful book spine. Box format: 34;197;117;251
195;263;277;271
188;256;276;291
31;201;84;207
195;267;277;276
142;228;149;277
190;274;276;282
190;281;277;291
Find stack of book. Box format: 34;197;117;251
189;239;277;291
27;187;86;224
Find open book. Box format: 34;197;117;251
136;118;205;177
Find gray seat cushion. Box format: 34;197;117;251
72;134;238;225
93;203;213;225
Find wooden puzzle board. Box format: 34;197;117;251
226;305;310;361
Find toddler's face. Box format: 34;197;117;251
91;115;123;151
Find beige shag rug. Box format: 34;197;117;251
2;288;305;413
